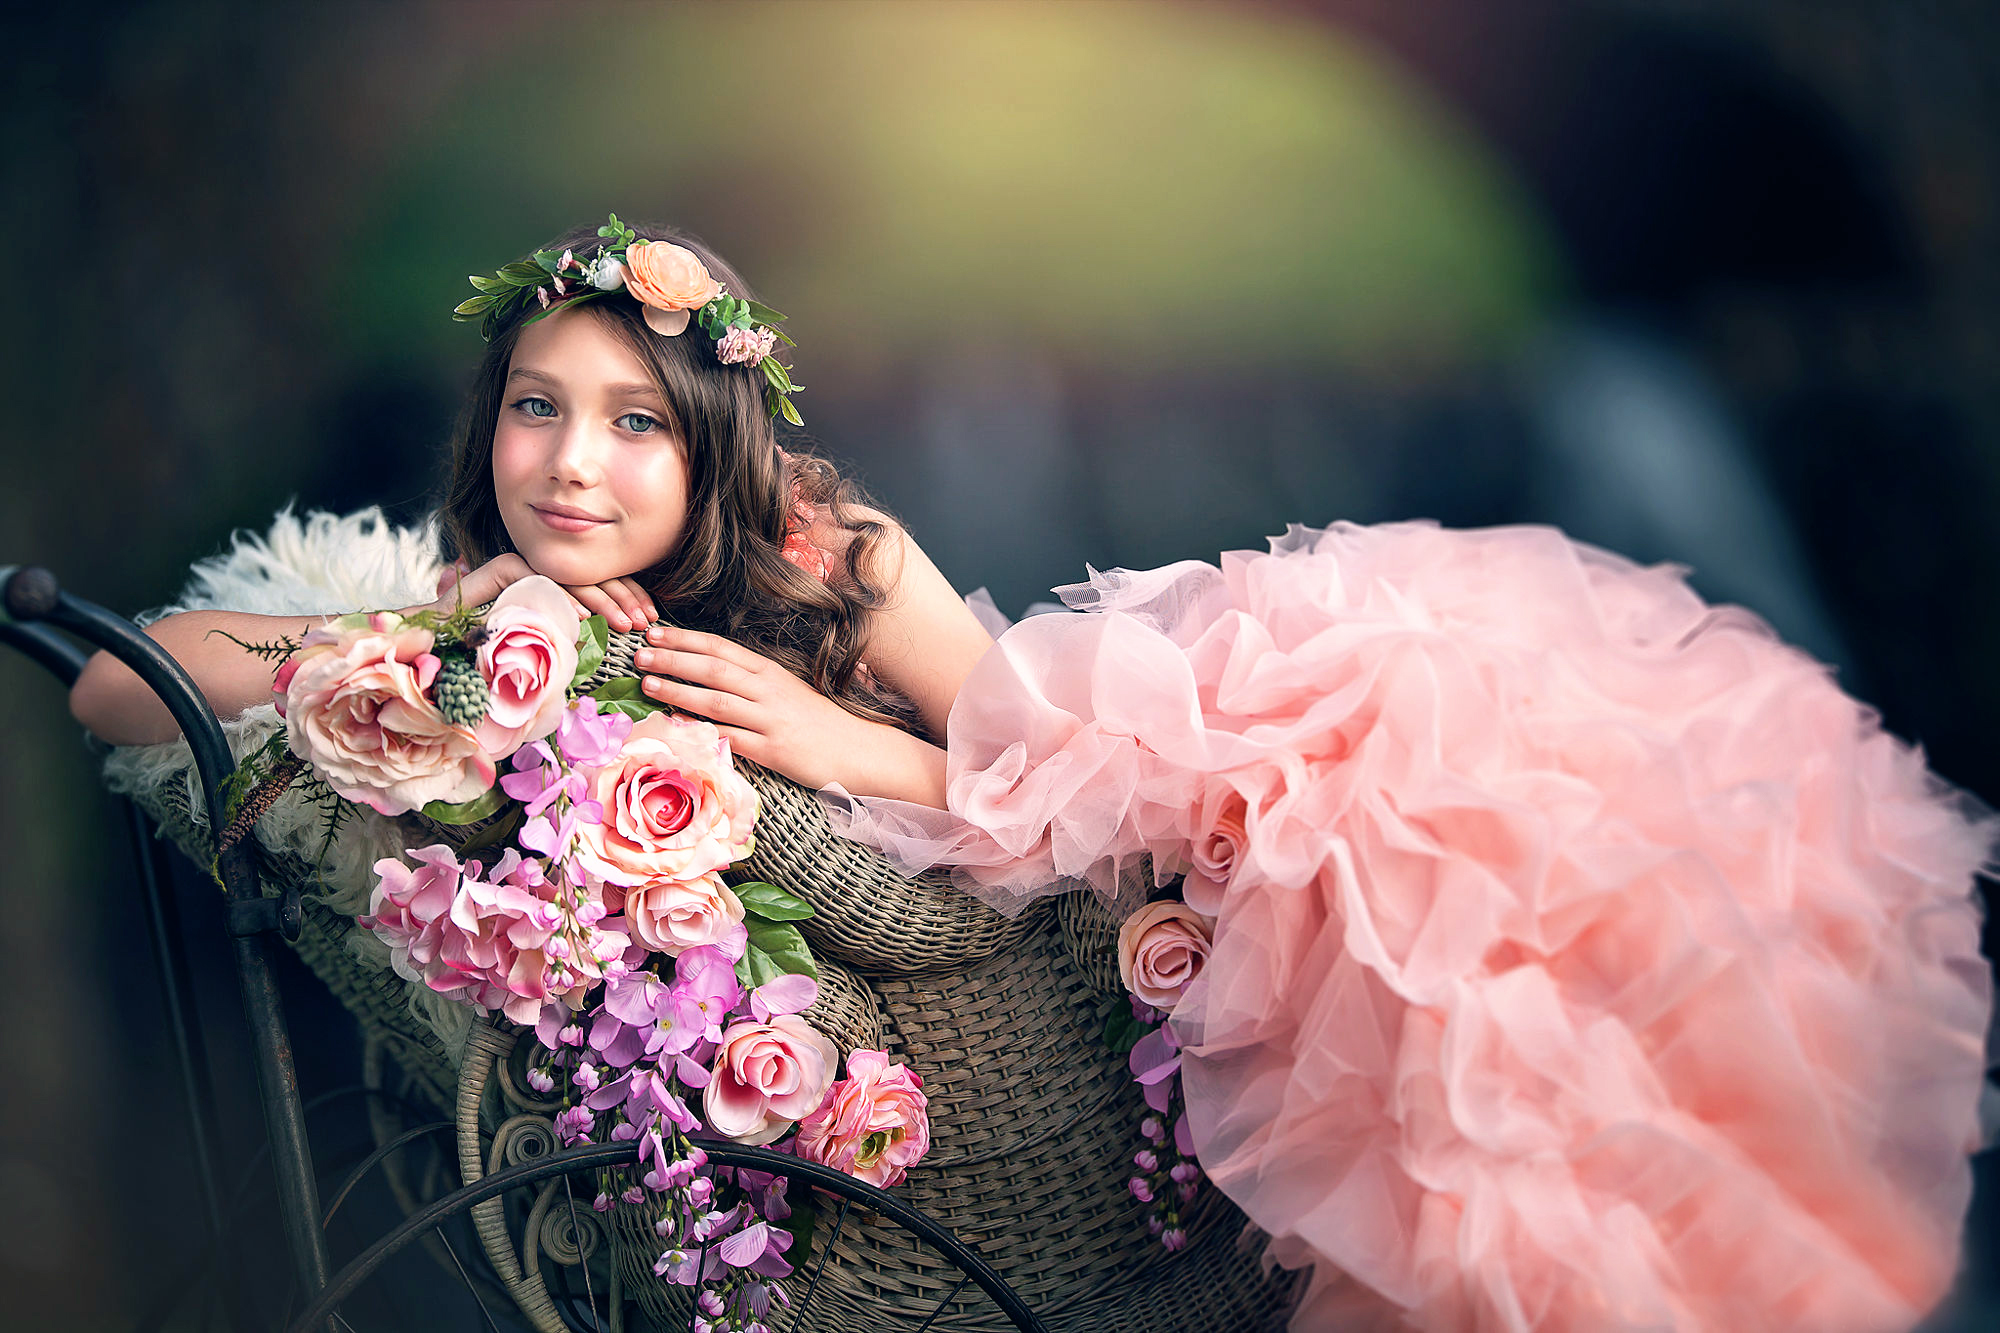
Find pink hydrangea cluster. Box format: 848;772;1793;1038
714;325;777;366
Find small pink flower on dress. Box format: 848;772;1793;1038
794;1049;931;1188
703;1016;838;1146
623;239;723;337
621;871;746;956
472;575;581;760
572;713;760;888
715;326;778;366
1116;900;1215;1014
278;615;494;816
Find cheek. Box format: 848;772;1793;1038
616;452;691;559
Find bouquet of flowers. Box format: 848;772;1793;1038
230;575;930;1328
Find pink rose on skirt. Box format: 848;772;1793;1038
703;1016;837;1146
1116;900;1215;1014
795;1049;931;1188
1184;784;1250;916
573;713;760;887
275;613;494;816
473;575;581;759
620;871;745;955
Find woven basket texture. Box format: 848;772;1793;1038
114;626;1298;1330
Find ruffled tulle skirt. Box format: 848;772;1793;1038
824;520;1994;1332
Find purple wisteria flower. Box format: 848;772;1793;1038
557;696;633;767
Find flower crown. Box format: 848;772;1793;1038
454;213;804;426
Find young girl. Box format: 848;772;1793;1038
70;219;1994;1333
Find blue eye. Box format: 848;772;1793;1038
514;396;557;419
619;412;661;434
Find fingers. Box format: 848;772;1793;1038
562;577;656;633
636;645;759;697
641;673;750;724
643;624;766;672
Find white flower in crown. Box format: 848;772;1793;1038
587;256;626;291
715;326;778;366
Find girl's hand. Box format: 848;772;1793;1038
423;556;659;633
634;626;943;801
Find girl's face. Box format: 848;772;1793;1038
492;306;690;587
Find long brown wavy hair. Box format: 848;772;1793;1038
434;221;923;735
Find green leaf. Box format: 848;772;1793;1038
468;274;508;295
500;261;548;285
782;1194;818;1264
533;250;563;273
1102;1006;1145;1055
734;881;816;921
453;295;497;318
743;300;788;325
455;807;525;858
586;675;667;719
422;785;508;825
745;916;818;981
572;614;608;684
778;395;804;428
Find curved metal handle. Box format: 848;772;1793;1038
0;562;334;1307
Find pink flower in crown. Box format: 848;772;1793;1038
572;713;760;888
623;239;723;337
703;1016;837;1146
794;1049;931;1188
275;613;493;816
473;575;581;760
715;326;777;366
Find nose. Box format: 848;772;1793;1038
544;418;607;487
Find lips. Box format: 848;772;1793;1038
532;503;611;533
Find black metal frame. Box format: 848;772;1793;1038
2;563;1049;1333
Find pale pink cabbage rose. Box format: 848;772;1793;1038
620;871;745;955
473;575;581;758
795;1049;931;1187
1184;784;1251;916
275;613;493;816
623;239;722;337
572;713;759;888
1116;900;1215;1013
703;1015;837;1146
714;326;777;366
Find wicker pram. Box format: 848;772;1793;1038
115;627;1299;1332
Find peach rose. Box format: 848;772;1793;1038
276;613;494;816
620;871;745;955
572;713;760;888
623;239;723;337
472;575;580;759
795;1049;931;1188
1117;900;1215;1014
703;1015;837;1145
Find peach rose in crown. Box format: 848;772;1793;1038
623;239;723;337
275;613;495;817
618;870;746;955
795;1049;931;1188
472;575;580;759
571;713;759;888
703;1016;838;1146
1117;900;1216;1014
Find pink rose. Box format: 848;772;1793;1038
278;613;494;816
795;1049;931;1188
623;239;723;337
1117;900;1215;1014
573;713;760;888
1184;784;1250;916
703;1015;837;1146
620;871;745;955
473;575;581;759
714;325;777;366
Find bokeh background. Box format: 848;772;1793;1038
5;0;1997;1328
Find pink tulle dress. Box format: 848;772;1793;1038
821;520;1995;1333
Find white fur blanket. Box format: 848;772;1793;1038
101;505;475;1051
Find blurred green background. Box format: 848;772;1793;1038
5;1;1997;1328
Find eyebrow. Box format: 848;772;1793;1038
506;367;665;401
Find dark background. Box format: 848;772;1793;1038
4;1;1997;1328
